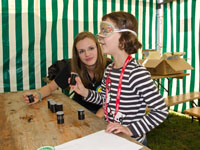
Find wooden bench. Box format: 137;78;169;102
146;92;200;114
184;107;200;124
165;91;200;123
164;92;200;107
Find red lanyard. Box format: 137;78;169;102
104;55;132;123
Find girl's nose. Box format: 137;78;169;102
85;49;90;56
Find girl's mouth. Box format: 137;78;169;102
86;57;93;62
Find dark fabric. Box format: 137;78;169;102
47;59;71;80
54;59;71;89
141;136;147;146
53;58;112;113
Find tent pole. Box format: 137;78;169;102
156;0;163;53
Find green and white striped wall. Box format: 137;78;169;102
0;0;157;92
0;0;199;113
160;0;200;113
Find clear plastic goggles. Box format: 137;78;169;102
97;21;137;38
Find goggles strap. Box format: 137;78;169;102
114;29;137;36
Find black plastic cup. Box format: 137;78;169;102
57;111;64;124
70;73;78;85
50;101;57;113
47;99;54;109
78;108;85;120
56;102;63;112
27;94;34;103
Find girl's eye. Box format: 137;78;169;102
79;49;85;54
89;47;95;51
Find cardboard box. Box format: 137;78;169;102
139;51;194;75
142;49;157;59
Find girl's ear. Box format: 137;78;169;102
118;39;125;50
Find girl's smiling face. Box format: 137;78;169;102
76;37;98;68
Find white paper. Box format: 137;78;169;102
55;130;142;150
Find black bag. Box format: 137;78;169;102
47;59;69;80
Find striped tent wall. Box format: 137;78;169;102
0;0;157;93
1;0;199;113
160;0;200;113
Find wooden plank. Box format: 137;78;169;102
151;73;189;79
0;90;149;150
164;92;200;107
0;95;18;150
184;107;200;118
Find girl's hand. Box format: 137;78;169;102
69;74;88;98
105;122;133;136
23;92;40;105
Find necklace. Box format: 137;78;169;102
86;72;96;87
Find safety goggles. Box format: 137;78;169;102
97;21;137;38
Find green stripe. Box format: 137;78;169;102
170;3;174;55
103;0;107;16
93;0;98;35
176;0;180;53
73;0;79;39
163;4;167;53
160;79;165;96
190;0;196;93
28;0;35;89
15;0;23;91
128;0;131;13
174;80;180;112
142;1;146;49
135;0;139;60
148;0;153;49
84;0;89;31
52;0;58;63
62;0;69;59
111;0;116;12
2;0;10;92
40;0;47;86
120;0;124;11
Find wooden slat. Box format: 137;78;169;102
151;73;189;79
164;92;200;107
184;107;200;118
146;92;200;113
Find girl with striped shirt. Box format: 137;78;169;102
70;11;168;145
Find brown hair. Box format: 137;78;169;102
102;11;142;54
71;31;107;85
